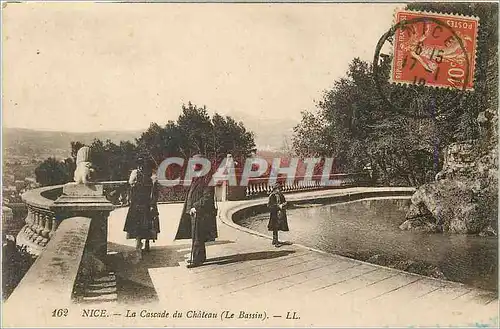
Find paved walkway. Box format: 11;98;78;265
99;187;498;327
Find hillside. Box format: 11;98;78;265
3;128;141;161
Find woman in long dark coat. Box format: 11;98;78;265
175;157;218;268
267;182;289;247
123;159;160;258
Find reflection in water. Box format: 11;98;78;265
238;198;498;291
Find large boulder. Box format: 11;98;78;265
401;141;498;235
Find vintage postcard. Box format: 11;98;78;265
1;1;498;327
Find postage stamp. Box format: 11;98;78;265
391;10;479;90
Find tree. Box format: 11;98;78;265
88;139;138;181
177;102;214;157
293;57;445;185
136;102;256;167
212;113;256;163
292;111;330;157
35;157;74;186
70;141;85;160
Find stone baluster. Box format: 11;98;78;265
24;207;33;236
31;211;40;238
38;212;51;246
36;212;45;235
19;206;58;254
41;212;51;238
48;218;59;240
25;206;34;227
33;210;45;245
25;208;35;239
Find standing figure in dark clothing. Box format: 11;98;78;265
267;182;289;247
175;156;218;268
123;158;160;259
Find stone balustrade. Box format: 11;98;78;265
244;172;373;198
17;183;114;258
17;185;64;255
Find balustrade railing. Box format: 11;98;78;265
17;185;64;254
18;183;115;256
244;172;373;198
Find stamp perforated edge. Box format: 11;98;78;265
386;8;480;92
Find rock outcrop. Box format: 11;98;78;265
401;134;498;236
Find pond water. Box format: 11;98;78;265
237;197;498;291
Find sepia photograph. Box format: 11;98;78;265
1;1;498;327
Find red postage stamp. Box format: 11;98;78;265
391;10;479;90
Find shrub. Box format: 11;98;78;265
2;236;37;301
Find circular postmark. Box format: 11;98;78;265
373;11;477;119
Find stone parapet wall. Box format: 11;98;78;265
4;217;92;326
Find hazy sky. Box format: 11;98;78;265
3;2;400;133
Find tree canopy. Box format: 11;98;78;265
136;102;256;167
35;102;256;185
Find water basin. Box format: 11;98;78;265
237;197;498;291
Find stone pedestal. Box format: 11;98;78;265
215;182;227;202
53;183;114;261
